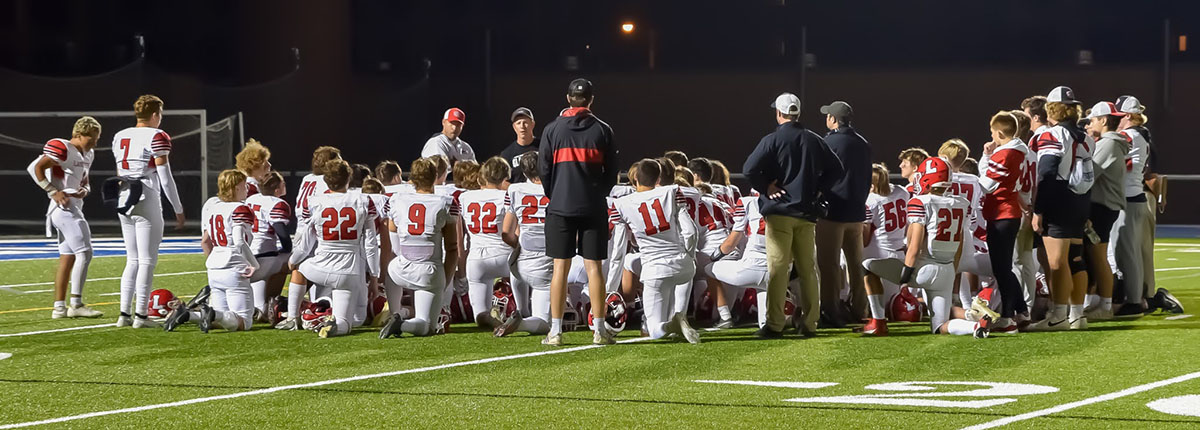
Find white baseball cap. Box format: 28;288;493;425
771;92;801;115
1115;95;1145;114
1046;86;1081;105
1086;101;1125;119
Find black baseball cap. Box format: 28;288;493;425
819;101;853;119
511;107;534;122
568;78;593;99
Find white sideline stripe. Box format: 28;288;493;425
0;236;202;244
1166;314;1193;321
0;271;206;289
1155;266;1200;272
0;323;116;338
0;336;650;429
960;371;1200;430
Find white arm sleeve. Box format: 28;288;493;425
289;220;317;267
364;221;381;279
26;157;55;193
156;162;184;214
233;224;259;270
605;223;629;294
678;206;699;253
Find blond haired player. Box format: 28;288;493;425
456;157;513;328
235;139;272;197
165;170;259;332
608;159;701;344
277;146;342;329
379;158;460;338
26;116;103;319
859;163;912;335
110;95;185;328
289;159;381;338
245;171;292;318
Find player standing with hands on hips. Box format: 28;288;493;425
539;78;618;346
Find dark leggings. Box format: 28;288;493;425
987;218;1025;317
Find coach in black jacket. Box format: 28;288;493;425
744;92;843;339
816;101;872;327
537;78;617;346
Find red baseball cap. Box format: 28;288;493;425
443;108;465;123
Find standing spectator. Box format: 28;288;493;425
743;92;843;338
814;101;871;327
538;78;618;346
500;107;540;184
978;111;1033;332
1080;102;1128;321
421;107;476;165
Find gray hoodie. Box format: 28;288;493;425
1091;131;1130;211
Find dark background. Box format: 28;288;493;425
1;0;1196;228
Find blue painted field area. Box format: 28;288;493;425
0;237;202;261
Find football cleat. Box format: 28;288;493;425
315;316;337;338
435;309;452;334
668;312;700;344
541;333;563;346
493;314;522;338
163;306;191;332
1155;288;1184;314
67;305;103;318
274;318;298;331
1084;307;1113;321
147;289;178;318
968;296;1000;323
197;305;215;334
265;296;286;326
992;317;1019;334
859;318;888;336
1024;316;1069;332
184;285;211;310
116;315;133;327
593;327;615;345
713;318;735;330
974;315;993;339
51;306;67;319
379;313;404;339
1069;316;1088;330
132;317;160;329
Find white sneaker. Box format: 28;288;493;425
667;313;701;344
274;318;298;331
593;329;615;345
1085;307;1113;321
1070;316;1088;330
132;317;160;329
968;297;1000;323
116;315;133;327
713;318;735;330
51;306;68;319
67;305;103;318
1025;316;1069;332
541;333;563;346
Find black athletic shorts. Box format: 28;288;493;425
545;212;609;260
1042;189;1090;240
1088;203;1119;243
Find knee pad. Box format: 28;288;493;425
1068;244;1086;275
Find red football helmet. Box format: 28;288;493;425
448;290;473;323
301;299;332;330
265;296;287;325
889;287;923;323
147;288;177;318
491;278;517;322
911;157;952;195
735;288;758;324
586;292;627;333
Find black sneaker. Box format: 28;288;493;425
379;313;403;339
185;285;211;310
1156;288;1184;314
197;305;215;334
162;306;190;332
818;309;847;329
755;326;784;339
1113;303;1145;318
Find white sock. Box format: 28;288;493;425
867;294;886;320
958;281;973;309
215;311;242;331
70;250;91;303
946;319;976;336
1069;304;1085;320
287;282;306;319
70;296;82;307
1101;298;1112;311
549;318;563;336
592;314;606;332
54;300;65;309
1085;294;1100;308
717;305;732;321
1053;304;1069;320
251;280;268;314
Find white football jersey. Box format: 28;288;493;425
948;172;987;242
906;193;969;265
298;192;379;275
245;176;260;197
865;184;911;252
697;194;733;254
110;126;171;194
384;183;414;198
1033;124;1093;187
678;185;703;224
245;193;291;255
388;191;459;264
202;199;256;270
458;188;510;250
1119;127;1150;198
506;182;550;252
36;138;94;211
610;186;695;280
295;174;330;222
732;196;767;257
609;184;635;199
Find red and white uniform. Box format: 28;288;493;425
507;182;554;285
696;194;734;259
609;184;635;199
291;192;380;336
295;174;330;223
864;184;910;258
201;199;259;327
30;139;94;253
947;172;992;276
907;194;969;265
459;188;512;319
979;138;1033;221
386;191;458;336
705;196;769;327
609;186;698;339
245;176;260;197
245;194;292;256
384;183;414;197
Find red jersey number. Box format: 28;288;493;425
934;208;965;242
407;204;427;235
466;202;499;234
209;215;228;246
637;200;672;236
320;207;358;240
520;195;549;224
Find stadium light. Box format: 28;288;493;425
621;22;635;34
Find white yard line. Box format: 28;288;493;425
0;271;206;289
0;336;649;429
0;323;116;338
1166;314;1193;321
960;371;1200;430
1155;266;1200;272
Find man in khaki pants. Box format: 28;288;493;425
743;93;843;338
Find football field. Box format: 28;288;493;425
1;239;1198;429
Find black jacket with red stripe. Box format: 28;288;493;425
538;107;617;217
